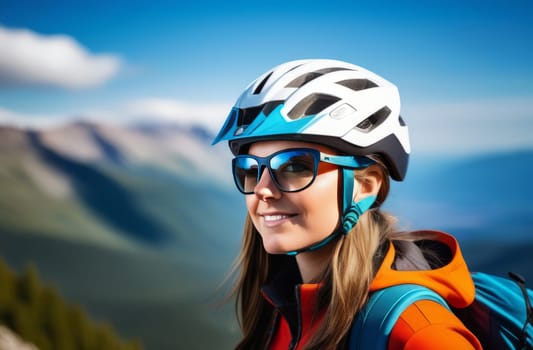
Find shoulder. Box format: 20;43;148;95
388;300;481;350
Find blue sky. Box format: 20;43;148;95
0;0;532;155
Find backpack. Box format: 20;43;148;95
349;272;533;349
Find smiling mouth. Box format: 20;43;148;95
263;214;297;222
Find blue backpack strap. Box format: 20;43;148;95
349;284;449;349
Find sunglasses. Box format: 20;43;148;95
232;148;375;194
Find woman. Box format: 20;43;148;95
213;59;481;349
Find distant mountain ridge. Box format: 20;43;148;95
0;121;242;253
33;121;232;184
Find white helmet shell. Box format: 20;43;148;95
213;59;410;181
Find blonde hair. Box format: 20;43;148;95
230;163;406;349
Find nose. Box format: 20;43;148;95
254;167;282;201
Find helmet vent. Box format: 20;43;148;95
287;93;340;120
261;100;284;116
286;67;350;88
355;106;391;132
236;101;282;128
237;105;263;127
253;71;273;95
337;79;377;91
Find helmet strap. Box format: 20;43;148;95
285;168;376;256
340;166;376;233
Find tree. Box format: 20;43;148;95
0;258;143;350
0;257;15;314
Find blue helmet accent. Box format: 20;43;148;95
213;103;321;146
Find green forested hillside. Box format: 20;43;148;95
0;258;142;350
0;232;239;349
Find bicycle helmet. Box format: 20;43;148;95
213;59;410;181
213;59;410;254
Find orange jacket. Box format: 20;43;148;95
262;231;482;349
370;231;481;349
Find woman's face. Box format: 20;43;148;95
245;140;349;254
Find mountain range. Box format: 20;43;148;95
0;120;531;349
0;121;244;349
388;149;533;242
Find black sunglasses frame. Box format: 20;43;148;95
232;148;375;195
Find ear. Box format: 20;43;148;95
353;164;383;202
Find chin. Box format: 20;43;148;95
262;244;290;255
261;239;308;255
260;239;293;255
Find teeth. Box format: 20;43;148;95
264;215;289;222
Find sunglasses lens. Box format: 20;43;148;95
233;157;259;194
232;149;319;194
271;150;316;192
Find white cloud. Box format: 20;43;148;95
404;96;533;155
0;26;121;89
0;106;72;128
0;98;231;133
120;98;231;132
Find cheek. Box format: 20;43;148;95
305;172;340;227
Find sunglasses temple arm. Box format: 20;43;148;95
320;154;376;168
